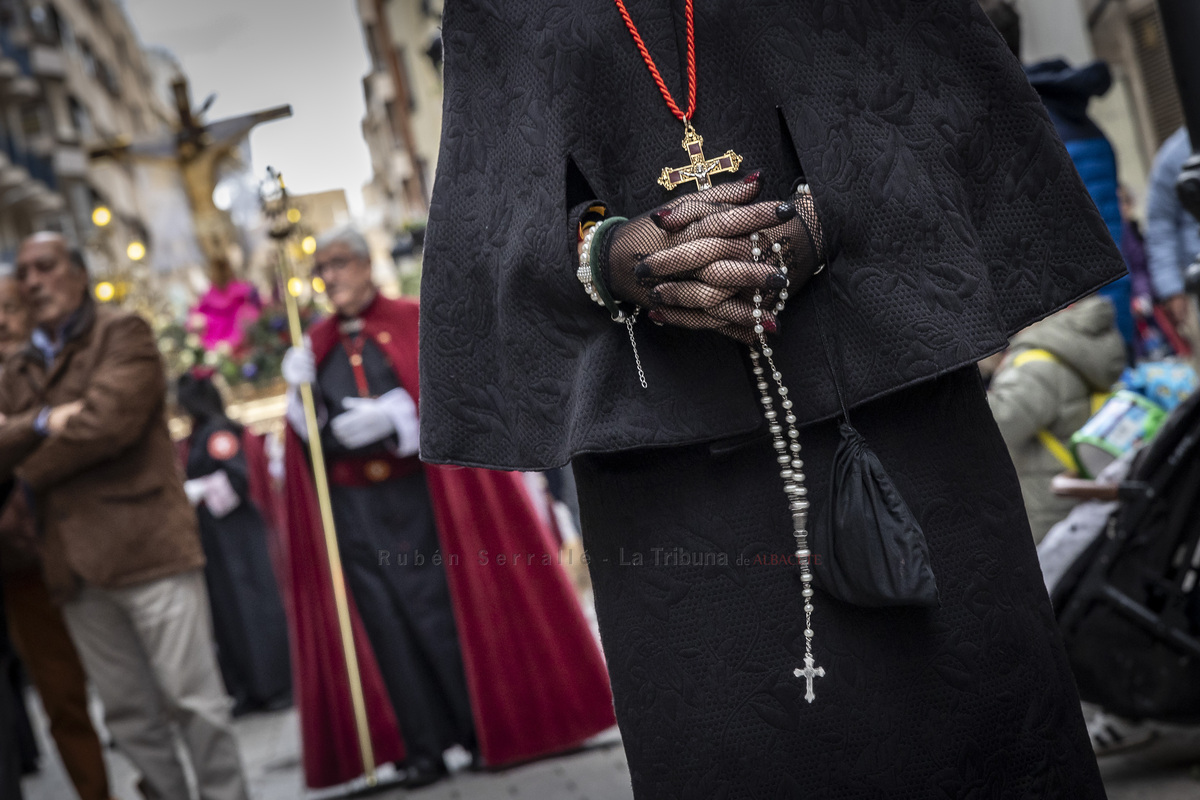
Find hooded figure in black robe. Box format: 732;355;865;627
177;374;291;717
420;1;1124;796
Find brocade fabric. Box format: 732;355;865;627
573;369;1107;798
420;0;1126;470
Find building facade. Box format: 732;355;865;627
0;0;176;270
1088;0;1186;173
1016;0;1185;206
348;0;1191;268
0;0;67;259
357;0;444;235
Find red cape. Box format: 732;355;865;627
281;295;616;789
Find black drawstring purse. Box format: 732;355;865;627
808;277;940;608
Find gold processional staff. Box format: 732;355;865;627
261;168;377;786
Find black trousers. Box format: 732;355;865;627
198;504;292;713
574;368;1106;800
331;471;475;762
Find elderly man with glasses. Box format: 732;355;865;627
0;232;248;800
278;226;616;791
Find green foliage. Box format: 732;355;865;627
156;300;322;387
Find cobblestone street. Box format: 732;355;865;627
21;703;635;800
18;698;1200;799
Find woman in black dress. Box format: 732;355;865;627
177;374;291;716
420;1;1122;796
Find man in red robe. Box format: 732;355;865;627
279;227;616;790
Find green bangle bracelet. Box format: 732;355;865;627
587;216;629;320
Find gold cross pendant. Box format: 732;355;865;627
658;120;743;192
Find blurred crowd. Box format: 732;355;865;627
982;0;1200;759
0;229;609;800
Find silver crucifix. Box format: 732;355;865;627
794;654;825;703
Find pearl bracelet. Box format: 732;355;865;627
575;214;646;388
577;215;630;321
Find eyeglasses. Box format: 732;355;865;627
312;254;360;278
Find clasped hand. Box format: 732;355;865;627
599;173;824;344
0;400;84;435
331;396;395;449
48;400;84;435
330;389;419;454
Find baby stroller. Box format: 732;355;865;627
1049;386;1200;725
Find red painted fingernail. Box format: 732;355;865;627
648;309;664;324
764;317;777;333
650;209;671;228
742;170;762;184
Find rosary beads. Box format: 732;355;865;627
750;228;823;703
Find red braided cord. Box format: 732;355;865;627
612;0;697;122
684;0;695;118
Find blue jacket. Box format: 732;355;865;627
1145;127;1200;299
1027;59;1132;344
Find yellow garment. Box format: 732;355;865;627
1009;348;1108;471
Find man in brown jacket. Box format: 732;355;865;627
0;233;248;800
0;269;114;800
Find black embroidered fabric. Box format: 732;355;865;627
572;367;1107;799
420;0;1128;471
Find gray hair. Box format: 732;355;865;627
19;232;88;274
314;226;370;259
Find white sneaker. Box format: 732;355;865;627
1087;710;1158;757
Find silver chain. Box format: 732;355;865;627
579;218;647;389
625;314;648;389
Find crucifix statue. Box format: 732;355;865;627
91;77;292;268
657;120;743;192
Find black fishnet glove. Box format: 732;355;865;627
595;174;825;344
642;186;825;343
599;174;764;309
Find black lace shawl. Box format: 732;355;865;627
419;0;1126;470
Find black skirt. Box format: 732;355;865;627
573;368;1106;799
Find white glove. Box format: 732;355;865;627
375;387;420;457
282;343;316;388
183;477;208;506
203;470;241;519
285;388;315;441
330;397;397;449
184;471;242;518
266;431;285;482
